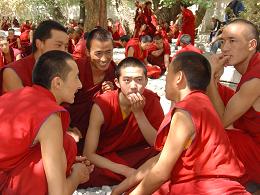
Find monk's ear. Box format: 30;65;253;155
51;76;63;90
114;78;121;89
35;39;43;50
249;39;257;51
176;71;183;85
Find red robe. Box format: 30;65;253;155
226;52;260;184
83;89;164;187
143;6;156;36
0;54;35;95
72;37;87;59
176;8;195;46
0;85;77;195
20;24;31;33
147;41;171;74
125;38;161;79
68;38;75;54
67;57;116;154
155;91;247;195
217;83;235;106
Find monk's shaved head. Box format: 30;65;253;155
227;19;259;51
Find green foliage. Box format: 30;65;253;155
159;0;214;8
240;0;260;30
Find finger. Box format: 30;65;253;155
75;156;87;162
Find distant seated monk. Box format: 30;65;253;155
174;34;203;57
83;57;164;187
147;34;171;75
118;35;130;48
125;35;161;79
0;38;21;67
112;52;249;195
7;28;21;50
72;32;88;60
107;18;126;48
0;51;93;195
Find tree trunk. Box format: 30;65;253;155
79;0;85;23
84;0;107;32
195;5;207;28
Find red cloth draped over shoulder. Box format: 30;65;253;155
175;44;203;57
0;54;35;95
154;91;246;194
83;89;164;187
7;36;19;49
67;57;116;154
0;85;77;195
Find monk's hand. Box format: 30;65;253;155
102;81;114;93
67;127;82;142
209;53;230;76
75;156;91;165
128;92;146;114
71;162;93;184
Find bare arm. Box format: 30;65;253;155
37;114;89;195
112;154;160;195
128;93;157;146
130;109;194;195
84;104;135;177
2;68;24;92
164;54;170;68
16;38;21;49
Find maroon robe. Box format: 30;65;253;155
0;54;35;94
154;91;247;195
72;37;87;59
83;89;164;187
0;85;77;195
67;57;116;154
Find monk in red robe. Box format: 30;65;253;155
147;34;171;74
107;18;126;47
83;57;164;187
67;27;76;54
20;20;31;33
72;32;88;59
0;20;68;95
208;19;260;192
142;1;156;37
125;35;161;79
168;20;180;41
0;51;92;195
0;39;15;67
67;27;116;154
112;52;249;195
7;29;21;50
176;3;195;46
174;34;203;58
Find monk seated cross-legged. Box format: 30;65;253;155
0;51;93;195
82;57;164;187
112;52;249;195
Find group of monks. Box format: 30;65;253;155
0;4;259;195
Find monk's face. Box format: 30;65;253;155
165;63;180;102
89;39;113;71
117;66;147;97
37;29;69;54
58;59;82;104
0;40;9;53
140;42;151;50
8;31;15;39
220;23;254;68
154;39;163;49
